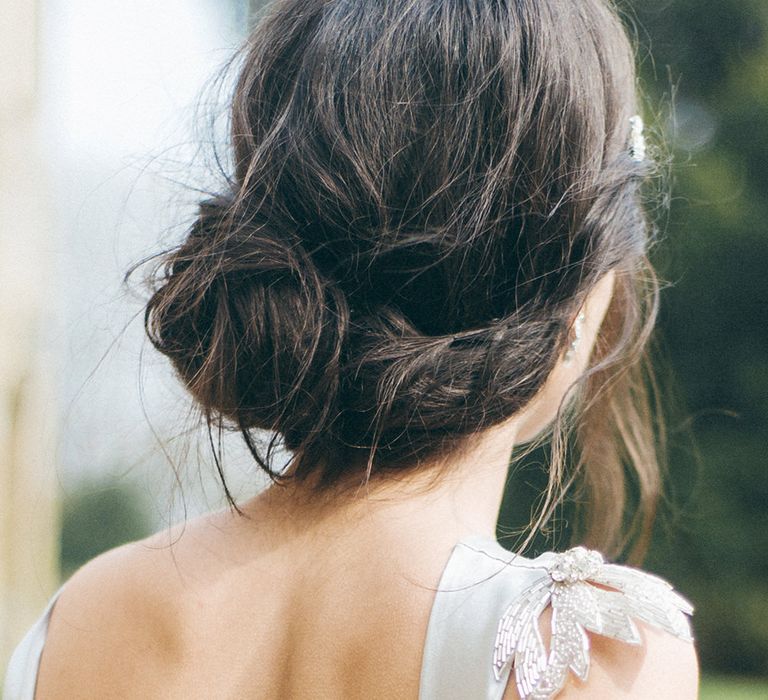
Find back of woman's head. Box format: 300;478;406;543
144;0;664;557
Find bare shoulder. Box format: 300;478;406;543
560;621;698;698
35;518;204;699
503;614;699;700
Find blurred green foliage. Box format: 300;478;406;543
500;0;768;679
701;676;768;700
633;0;768;678
60;477;152;581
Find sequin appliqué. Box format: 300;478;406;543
492;546;694;700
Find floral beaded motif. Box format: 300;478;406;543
547;546;603;583
492;546;694;700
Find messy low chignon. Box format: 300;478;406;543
142;0;665;558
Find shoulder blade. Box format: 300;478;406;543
34;541;178;699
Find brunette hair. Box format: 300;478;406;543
141;0;666;558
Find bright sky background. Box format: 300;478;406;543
39;0;270;525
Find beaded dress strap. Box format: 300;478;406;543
492;545;694;700
418;536;694;700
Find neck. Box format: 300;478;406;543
243;422;519;552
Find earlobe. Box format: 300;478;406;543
559;270;617;372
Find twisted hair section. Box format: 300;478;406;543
140;0;667;558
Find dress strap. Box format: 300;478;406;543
3;583;67;700
419;536;553;700
494;546;694;699
418;537;694;700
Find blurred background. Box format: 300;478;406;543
1;0;766;696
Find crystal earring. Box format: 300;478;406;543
628;114;646;162
563;311;585;365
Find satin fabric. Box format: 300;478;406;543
3;583;66;700
418;535;554;700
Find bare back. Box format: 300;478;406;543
31;498;698;700
36;501;456;699
151;513;443;698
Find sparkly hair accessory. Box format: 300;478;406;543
628;114;646;162
492;545;694;700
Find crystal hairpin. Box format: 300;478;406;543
628;114;646;162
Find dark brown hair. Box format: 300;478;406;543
141;0;666;558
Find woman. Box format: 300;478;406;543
4;0;698;697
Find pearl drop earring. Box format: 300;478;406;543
563;310;585;365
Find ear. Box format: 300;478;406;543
513;270;617;444
563;270;616;370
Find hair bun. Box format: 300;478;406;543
145;197;350;454
138;0;664;557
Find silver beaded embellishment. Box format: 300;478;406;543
493;546;694;700
629;114;646;162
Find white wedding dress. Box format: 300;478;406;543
3;535;693;700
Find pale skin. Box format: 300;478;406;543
34;269;699;698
